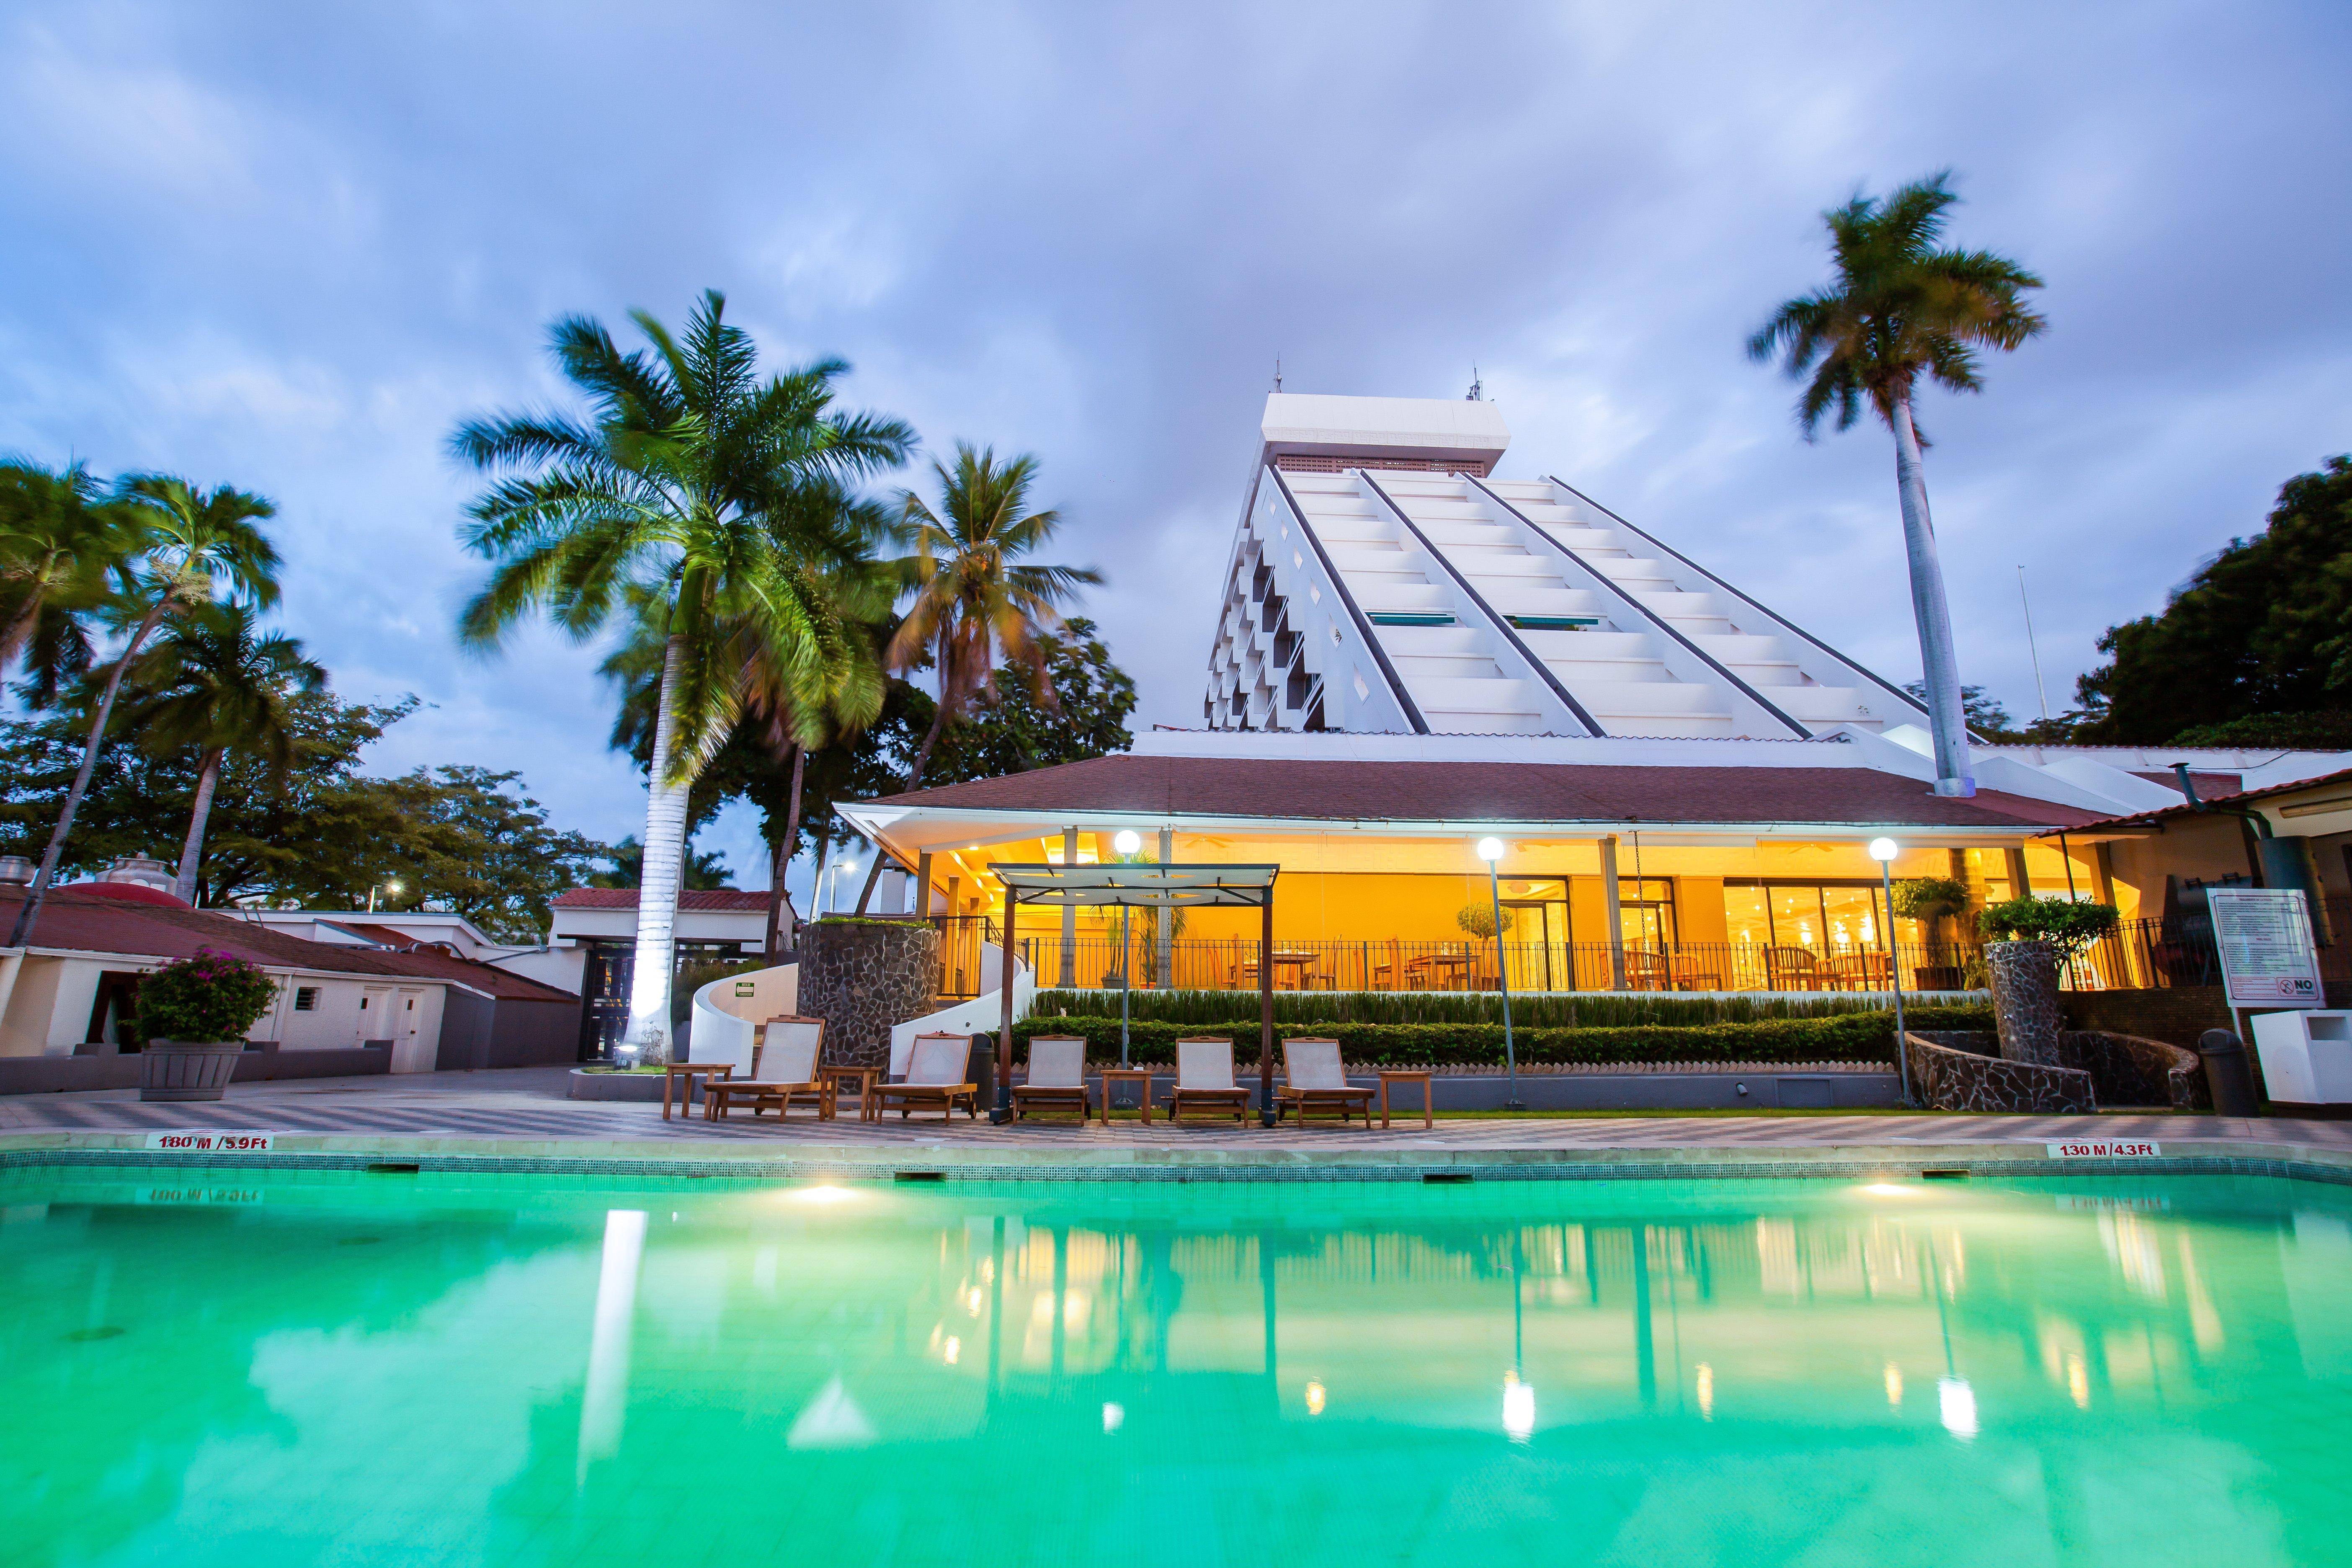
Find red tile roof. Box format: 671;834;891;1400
0;888;577;1000
855;753;2106;830
2042;765;2352;836
552;887;771;912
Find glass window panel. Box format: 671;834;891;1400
1769;887;1825;951
1821;887;1880;953
1724;885;1770;948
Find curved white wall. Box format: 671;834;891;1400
687;963;797;1072
887;942;1032;1075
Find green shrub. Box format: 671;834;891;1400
1978;896;2119;961
135;948;279;1044
1012;1005;1990;1068
1891;876;1970;920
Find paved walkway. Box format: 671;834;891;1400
5;1066;2349;1155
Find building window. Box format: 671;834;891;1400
1617;878;1677;952
294;987;320;1012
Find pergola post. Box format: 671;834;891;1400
994;890;1017;1123
1600;834;1627;990
1259;891;1276;1127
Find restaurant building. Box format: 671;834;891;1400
835;395;2352;998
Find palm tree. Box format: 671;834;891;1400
6;475;280;946
119;602;326;904
453;290;911;1052
1746;171;2045;798
0;459;131;707
848;444;1100;913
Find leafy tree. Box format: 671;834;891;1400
919;617;1137;784
452;289;911;1046
1749;172;2045;797
2075;455;2352;743
7;475;280;946
116;602;325;903
0;692;604;940
0;458;127;705
851;444;1101;910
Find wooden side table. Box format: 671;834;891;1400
1098;1067;1155;1124
1377;1069;1434;1130
824;1065;883;1122
663;1060;732;1121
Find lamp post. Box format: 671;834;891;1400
1869;837;1913;1106
1476;837;1522;1111
1114;830;1141;1067
367;878;403;913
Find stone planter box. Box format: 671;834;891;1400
798;918;939;1070
139;1041;246;1102
1986;939;2063;1065
567;1069;669;1103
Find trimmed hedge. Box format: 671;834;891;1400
1012;1005;1991;1068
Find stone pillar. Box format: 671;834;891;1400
798;918;940;1070
1156;826;1174;990
1599;835;1627;990
2005;847;2032;900
1986;939;2063;1066
1059;826;1078;987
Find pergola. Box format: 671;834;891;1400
990;862;1282;1124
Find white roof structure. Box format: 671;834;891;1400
1191;392;2352;818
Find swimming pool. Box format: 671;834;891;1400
7;1165;2350;1567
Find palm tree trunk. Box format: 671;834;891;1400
6;602;168;948
627;634;691;1057
1891;396;1975;798
765;743;805;961
847;695;953;915
173;747;225;905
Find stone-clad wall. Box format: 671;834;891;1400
1906;1028;2205;1112
2063;987;2231;1050
2058;1030;2208;1111
1987;941;2065;1065
1907;1031;2094;1113
797;919;939;1070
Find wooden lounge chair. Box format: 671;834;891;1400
704;1017;827;1121
1276;1037;1374;1125
1012;1035;1091;1120
1166;1037;1252;1123
1765;946;1824;991
872;1031;980;1121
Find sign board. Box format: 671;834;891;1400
2047;1140;2161;1159
734;981;757;997
144;1130;274;1153
2206;887;2323;1007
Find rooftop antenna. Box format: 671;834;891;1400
2017;565;2052;722
1466;366;1483;401
1272;358;1282;393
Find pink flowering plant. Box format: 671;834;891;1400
136;948;280;1044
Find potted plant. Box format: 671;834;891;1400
1891;875;1971;990
1976;896;2120;1066
134;947;280;1102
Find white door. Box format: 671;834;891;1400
358;987;392;1047
389;988;433;1074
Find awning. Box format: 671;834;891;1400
990;862;1279;909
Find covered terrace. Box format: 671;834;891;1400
835;743;2115;1001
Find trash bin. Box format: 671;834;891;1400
2197;1029;2260;1117
2249;1011;2352;1109
967;1033;997;1109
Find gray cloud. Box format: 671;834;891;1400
3;0;2347;890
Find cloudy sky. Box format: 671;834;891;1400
4;1;2347;900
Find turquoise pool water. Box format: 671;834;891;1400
6;1165;2352;1567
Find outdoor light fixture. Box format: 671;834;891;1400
1867;837;1914;1104
1474;838;1522;1108
1113;829;1142;857
1502;1371;1535;1441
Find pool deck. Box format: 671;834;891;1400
5;1065;2352;1183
